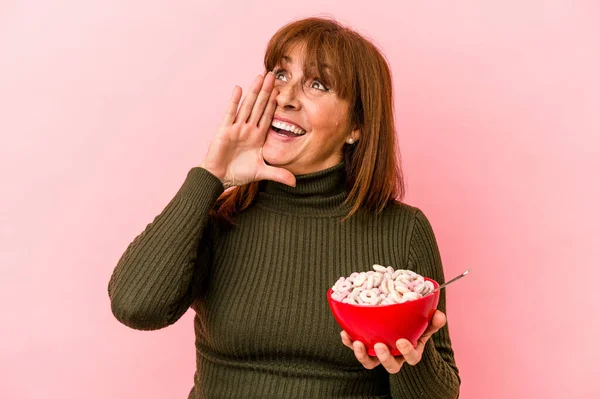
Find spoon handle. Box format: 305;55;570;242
431;269;471;293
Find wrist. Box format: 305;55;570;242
199;164;228;188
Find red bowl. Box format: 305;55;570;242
327;277;440;356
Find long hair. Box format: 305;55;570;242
210;17;405;226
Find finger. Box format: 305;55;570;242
431;310;447;330
340;331;354;350
397;339;421;366
234;74;264;124
258;87;279;132
256;164;296;187
374;343;404;374
248;72;275;126
220;86;242;128
352;341;380;370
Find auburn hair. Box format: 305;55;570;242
210;17;405;226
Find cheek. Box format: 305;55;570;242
307;102;348;135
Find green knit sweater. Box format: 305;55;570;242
108;162;460;398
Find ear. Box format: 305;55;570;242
350;126;361;143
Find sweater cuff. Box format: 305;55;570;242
176;167;225;206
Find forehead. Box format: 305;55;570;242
278;45;332;75
278;45;305;67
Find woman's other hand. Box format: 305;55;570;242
340;310;447;374
200;72;296;189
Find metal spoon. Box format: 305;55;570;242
431;269;471;293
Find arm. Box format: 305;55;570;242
108;73;294;331
107;167;224;331
389;208;461;398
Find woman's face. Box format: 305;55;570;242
262;44;359;176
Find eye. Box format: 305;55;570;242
273;68;288;82
309;79;330;92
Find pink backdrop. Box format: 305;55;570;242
2;1;599;398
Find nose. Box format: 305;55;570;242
276;81;302;110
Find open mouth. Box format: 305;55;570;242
271;126;301;137
271;120;307;137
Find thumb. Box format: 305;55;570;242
257;165;296;187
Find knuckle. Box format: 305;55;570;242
364;362;377;370
439;312;447;325
407;354;421;366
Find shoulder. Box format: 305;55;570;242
351;200;424;236
379;199;422;221
372;201;438;243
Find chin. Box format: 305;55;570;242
262;145;290;167
263;157;294;172
263;156;300;177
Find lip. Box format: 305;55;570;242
268;126;304;141
272;116;307;132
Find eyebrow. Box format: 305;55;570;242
281;55;292;63
280;55;331;70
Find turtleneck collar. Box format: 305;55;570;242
256;162;351;217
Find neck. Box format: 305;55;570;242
256;162;350;217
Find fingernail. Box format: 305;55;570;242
375;346;384;354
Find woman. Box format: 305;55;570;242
108;17;461;398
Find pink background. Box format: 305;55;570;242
2;1;599;398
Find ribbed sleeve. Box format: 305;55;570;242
390;209;461;398
107;167;224;331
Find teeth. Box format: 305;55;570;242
271;120;306;135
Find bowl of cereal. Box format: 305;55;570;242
327;265;440;357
